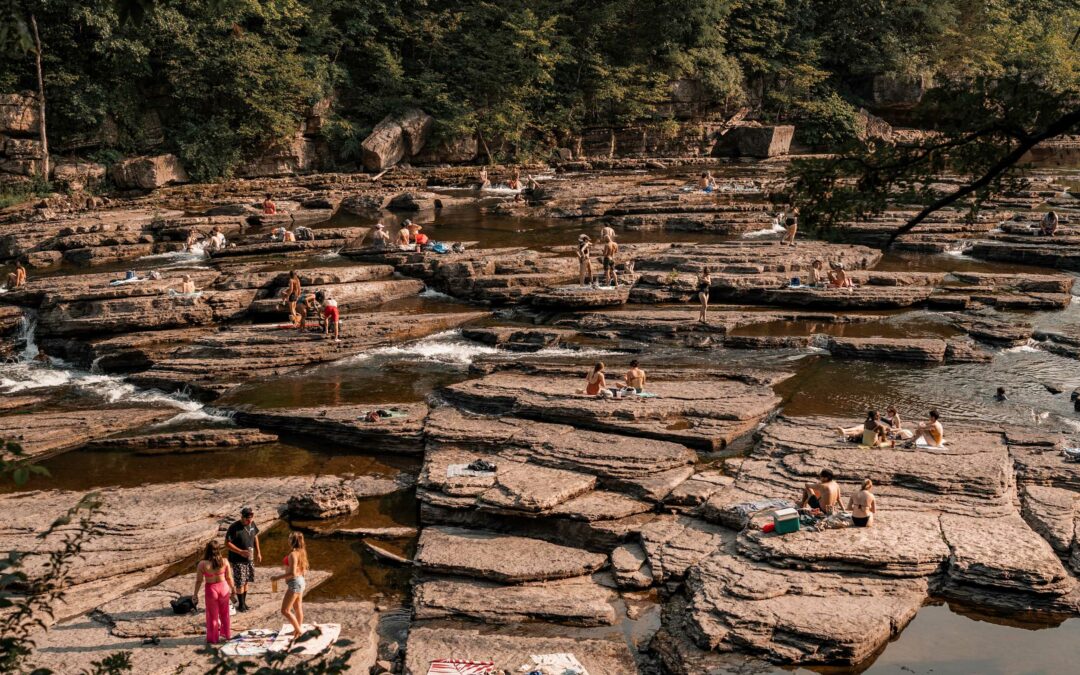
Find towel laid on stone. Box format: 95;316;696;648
427;659;496;674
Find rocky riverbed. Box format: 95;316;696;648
2;158;1080;674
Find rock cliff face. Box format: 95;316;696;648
109;154;189;190
361;108;435;171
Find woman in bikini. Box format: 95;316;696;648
848;479;877;527
192;542;236;644
885;405;913;439
578;234;593;286
697;269;712;323
272;532;309;641
584;362;607;397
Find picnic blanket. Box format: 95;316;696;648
520;652;590;675
220;629;278;657
447;463;496;478
727;499;794;519
220;623;341;657
427;659;497;674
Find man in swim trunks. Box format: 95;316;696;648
601;238;619;287
798;469;841;514
283;271;302;322
225;506;261;612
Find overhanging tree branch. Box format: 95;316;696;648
883;107;1080;249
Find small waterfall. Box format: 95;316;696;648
16;310;39;363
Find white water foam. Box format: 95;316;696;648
140;243;207;264
419;288;458;301
341;330;618;367
742;220;785;238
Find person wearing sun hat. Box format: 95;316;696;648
370;222;391;249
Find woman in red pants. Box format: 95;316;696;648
192;541;236;644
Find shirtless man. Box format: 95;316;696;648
809;259;825;286
848;479;876;527
912;409;944;447
6;260;26;290
478;167;490;190
624;360;646;392
799;469;842;514
283;270;302;321
601;237;619;287
599;225;616;243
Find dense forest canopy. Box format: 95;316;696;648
1;0;1077;180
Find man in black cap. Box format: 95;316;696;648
224;506;261;612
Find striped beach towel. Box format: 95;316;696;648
427;660;496;674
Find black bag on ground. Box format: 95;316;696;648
170;595;196;614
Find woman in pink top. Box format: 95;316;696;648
192;542;236;644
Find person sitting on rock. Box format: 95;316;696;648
624;359;647;393
185;229;201;252
837;409;879;443
281;228;296;243
578;234;594;286
910;409;944;447
601;237;619;287
848;479;876;527
885;405;913;440
809;259;825;286
478;167;490;190
263;194;277;215
827;261;852;288
799;468;842;514
207;226;227;253
5;260;26;290
369;223;391;249
397;221;413;249
584;362;607;397
180;274;196;295
1040;211;1059;236
508;167;521;191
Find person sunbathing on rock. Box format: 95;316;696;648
624;360;647;393
263;193;277;215
178;274;196;295
798;468;842;515
827;262;852;288
809;259;825;286
848;479;877;527
281;228;296;243
584;362;607;397
885;405;913;439
837;410;880;443
5;260;26;290
396;222;412;248
909;409;944;447
207;226;227;253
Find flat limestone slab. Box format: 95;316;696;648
0;407;176;460
404;624;638;675
413;574;616;626
414;526;606;582
685;551;929;665
440;372;780;450
233;403;428;453
424;406;697;479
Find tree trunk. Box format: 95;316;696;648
30;14;49;181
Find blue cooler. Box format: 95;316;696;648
773;507;801;535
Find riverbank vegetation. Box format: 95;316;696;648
1;0;1075;180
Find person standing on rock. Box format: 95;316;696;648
272;532;309;643
799;469;842;514
225;506;261;612
578;234;594;286
599;224;616;243
848;479;877;527
696;268;711;322
284;271;302;322
192;541;236;644
601;237;619;287
781;208;799;246
263;194;277;215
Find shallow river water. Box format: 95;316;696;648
3;170;1080;673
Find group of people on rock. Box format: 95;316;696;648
192;507;310;646
577;225;621;287
837;408;944;448
368;219;429;252
799;470;877;527
583;360;647;398
283;269;341;340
